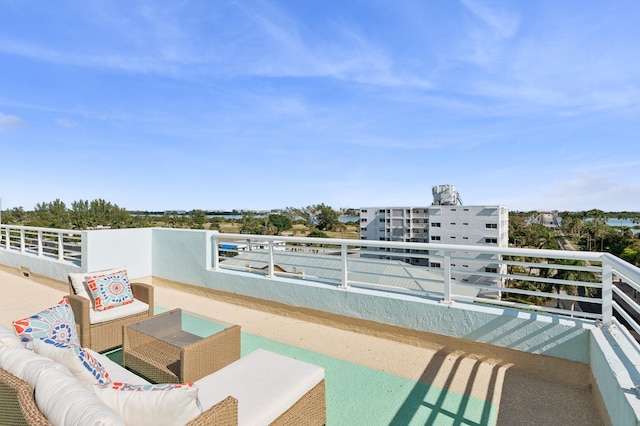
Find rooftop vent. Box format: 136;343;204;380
432;185;463;206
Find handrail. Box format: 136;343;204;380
0;225;82;266
209;232;640;331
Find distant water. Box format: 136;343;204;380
583;217;639;234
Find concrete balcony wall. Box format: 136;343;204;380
83;228;153;279
0;248;75;282
151;228;592;364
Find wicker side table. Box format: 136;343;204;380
123;309;240;383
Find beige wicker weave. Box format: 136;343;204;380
0;367;240;426
123;309;241;383
67;280;154;353
271;379;326;426
0;367;325;425
0;368;52;426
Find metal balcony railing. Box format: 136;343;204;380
0;225;82;265
210;232;640;334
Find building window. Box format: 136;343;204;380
485;238;497;244
361;218;367;222
450;236;456;239
485;267;498;274
361;236;367;240
431;222;441;227
463;208;469;211
451;208;456;211
463;236;469;240
430;262;441;268
379;218;384;222
463;222;469;225
361;209;367;213
486;223;497;229
431;236;441;241
360;227;366;232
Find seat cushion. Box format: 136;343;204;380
89;299;149;325
92;382;202;426
195;349;325;426
35;367;124;426
0;345;72;388
0;323;23;349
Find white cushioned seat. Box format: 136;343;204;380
195;348;325;426
89;299;149;325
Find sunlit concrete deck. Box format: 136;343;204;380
0;266;607;425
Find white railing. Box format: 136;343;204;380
0;225;82;265
210;232;640;331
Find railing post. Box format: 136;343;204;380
341;244;349;288
601;260;613;327
443;250;452;303
20;228;25;253
268;241;275;278
211;233;219;270
57;232;64;261
37;230;43;257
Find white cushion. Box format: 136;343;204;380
0;346;72;388
35;367;124;426
69;267;127;303
195;349;325;426
89;299;149;325
33;338;111;388
86;349;150;386
0;324;23;349
92;382;202;426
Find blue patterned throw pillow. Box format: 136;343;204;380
86;270;134;311
33;338;111;387
12;297;80;350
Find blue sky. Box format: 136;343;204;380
1;1;639;212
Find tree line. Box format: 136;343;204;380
0;200;347;237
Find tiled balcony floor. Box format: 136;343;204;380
0;266;607;425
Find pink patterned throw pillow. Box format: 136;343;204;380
86;270;134;311
12;297;80;350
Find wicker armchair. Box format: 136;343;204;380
67;274;154;353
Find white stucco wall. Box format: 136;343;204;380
82;228;153;279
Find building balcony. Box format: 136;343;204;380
2;225;640;425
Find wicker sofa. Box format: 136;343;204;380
0;324;326;425
67;269;154;352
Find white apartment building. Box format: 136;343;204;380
359;185;509;295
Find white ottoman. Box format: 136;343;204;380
195;349;325;425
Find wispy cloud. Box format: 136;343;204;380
0;112;25;131
0;2;431;89
55;118;78;128
458;0;520;67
